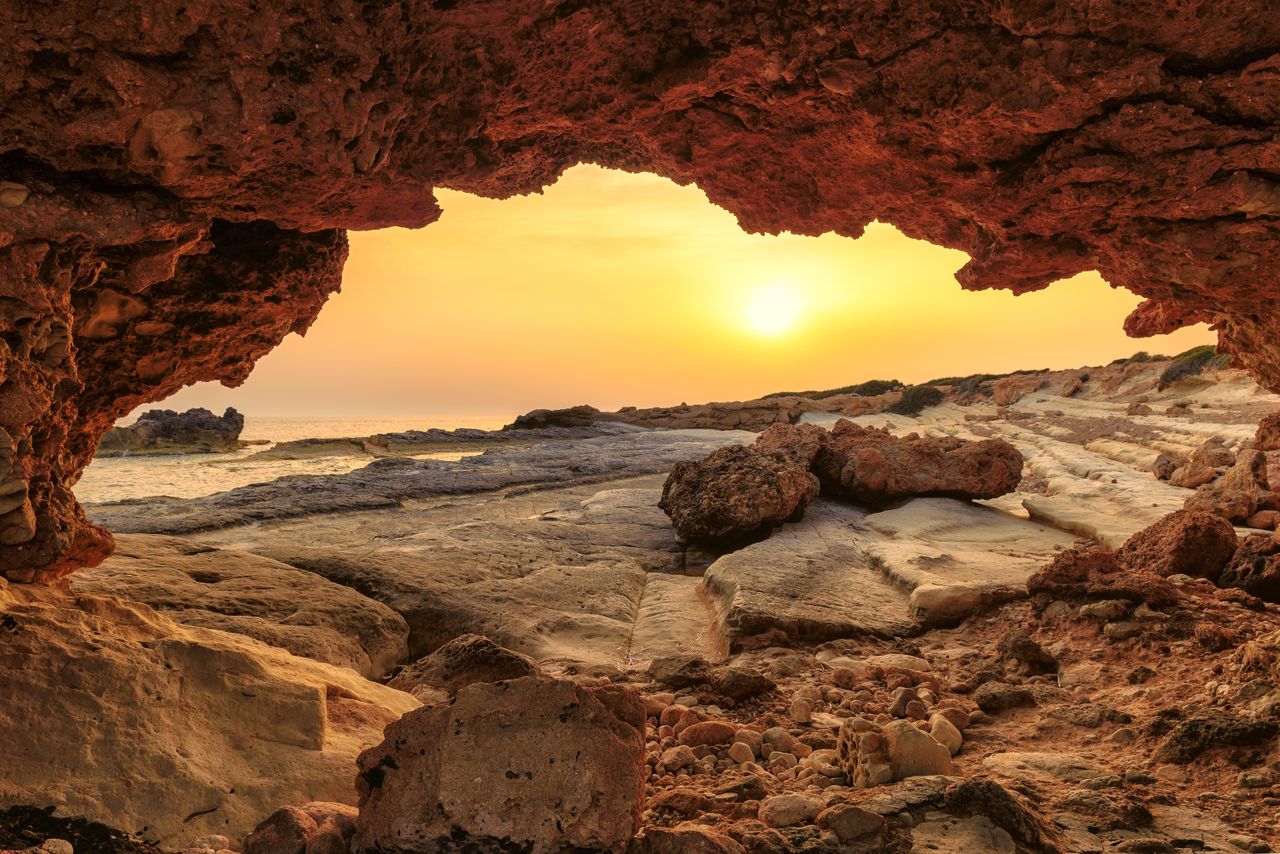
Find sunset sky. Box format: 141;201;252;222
151;165;1215;419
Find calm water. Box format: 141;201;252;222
77;415;508;503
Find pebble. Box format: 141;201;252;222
1103;621;1143;640
1155;764;1188;784
659;745;698;771
1238;769;1276;788
888;687;919;717
928;713;963;756
728;741;755;764
677;721;737;747
791;698;813;723
758;793;824;828
1079;600;1130;620
39;843;73;854
817;803;886;841
734;729;763;753
771;751;798;769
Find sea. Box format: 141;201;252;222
76;415;509;504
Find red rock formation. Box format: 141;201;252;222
660;444;820;546
4;1;1280;579
813;422;1023;505
1115;510;1238;581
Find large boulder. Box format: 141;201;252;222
660;444;819;546
1256;413;1280;452
1115;511;1238;582
354;675;646;853
813;421;1023;505
1217;533;1280;603
386;633;540;700
0;581;417;846
1184;449;1272;523
97;408;245;457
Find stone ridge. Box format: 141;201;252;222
3;1;1280;578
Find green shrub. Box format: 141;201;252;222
1157;345;1231;390
887;385;945;416
764;379;902;400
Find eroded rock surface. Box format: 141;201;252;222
354;675;646;853
660;444;819;547
813;422;1023;506
70;534;410;678
0;580;417;845
7;3;1280;577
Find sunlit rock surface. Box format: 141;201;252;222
0;579;417;845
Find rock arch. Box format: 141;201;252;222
3;0;1280;581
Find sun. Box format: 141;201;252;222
744;282;805;336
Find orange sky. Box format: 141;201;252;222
150;165;1214;418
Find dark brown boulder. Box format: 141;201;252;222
504;405;601;430
1028;544;1180;608
1151;452;1187;482
1115;510;1238;581
387;633;540;699
1218;533;1280;603
1256;413;1280;452
243;803;356;854
812;421;1023;505
660;445;819;547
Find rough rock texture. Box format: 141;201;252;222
0;579;418;845
1257;412;1280;451
1218;532;1280;602
96;408;245;457
69;534;410;678
354;675;646;853
242;803;356;854
660;444;819;546
7;2;1280;578
1184;449;1274;522
835;717;952;788
813;421;1023;505
385;633;540;700
1115;510;1239;582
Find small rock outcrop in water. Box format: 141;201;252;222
662;421;1023;546
96;408;245;457
354;675;646;852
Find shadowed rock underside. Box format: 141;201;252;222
4;0;1280;579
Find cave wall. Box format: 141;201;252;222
2;0;1280;581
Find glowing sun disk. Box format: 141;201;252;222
745;283;804;336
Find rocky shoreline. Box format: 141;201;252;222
5;355;1280;853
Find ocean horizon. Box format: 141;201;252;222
78;414;511;504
